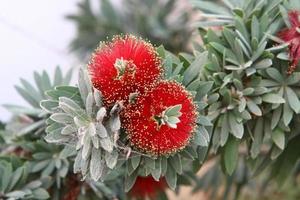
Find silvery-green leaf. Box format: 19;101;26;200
61;125;76;135
151;159;162;181
183;51;208;85
73;150;82;173
60;146;76;158
90;148;103;181
92;136;100;149
78;68;92;103
197;116;212;126
40;100;59;113
44;131;69;143
96;107;107;122
41;160;55;176
86;92;94;117
124;170;138;192
286;72;300;85
241;110;251;120
262;93;285;104
82;135;92;160
7;167;24;191
109;115;121;132
253;59;272;69
145;157;156;170
286;86;300;113
93;89;102;107
96;123;108;138
88;123;96;136
74;116;88;127
105;151;118;169
59;96;82;110
266;68;283;83
80;157;89;177
5;191;27;198
193;131;208;146
247;99;262;116
238;97;246;112
130;155;141;170
100;137;113;152
242;88;254;96
50;113;73;124
164;104;182;117
195;81;214;100
161;157;168;176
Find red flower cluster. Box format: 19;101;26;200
278;11;300;74
129;176;166;199
89;35;161;107
122;81;197;156
89;35;197;156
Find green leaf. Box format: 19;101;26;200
5;191;27;199
165;165;177;190
272;128;285;150
7;167;24;191
266;68;283;83
124;170;138;192
183;52;208;86
105;151;118;169
195;81;214;100
271;106;282;129
262;93;285;104
169;154;182;174
253;59;272;69
286;86;300;113
223;137;239;175
229;113;244;139
250;119;263;158
32;188;50;199
197;116;212;126
194;129;209;146
246;99;262;116
283;102;293;126
130;155;141;170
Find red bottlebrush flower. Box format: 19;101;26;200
278;11;300;74
122;81;197;156
89;35;161;107
129;176;167;199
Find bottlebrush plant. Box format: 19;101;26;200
1;0;300;199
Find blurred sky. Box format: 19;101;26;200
0;0;83;121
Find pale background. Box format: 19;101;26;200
0;0;115;121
